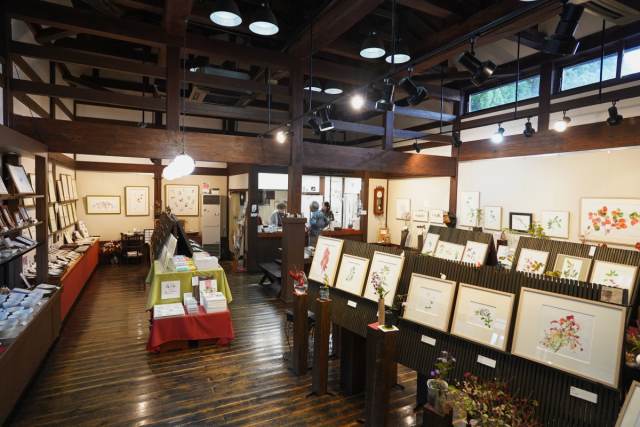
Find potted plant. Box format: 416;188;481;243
372;267;391;326
290;265;307;295
626;323;640;362
101;240;122;264
526;221;548;239
427;351;456;413
385;294;407;329
472;208;483;233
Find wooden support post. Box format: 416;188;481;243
449;100;462;215
537;62;553;132
288;63;304;215
1;13;13;126
281;217;306;303
49;62;56;119
310;298;332;397
152;159;162;221
35;155;47;284
245;164;259;272
331;323;341;358
361;171;370;243
364;322;397;427
292;291;309;376
383;111;394;151
422;407;453;427
340;328;366;395
165;46;181;131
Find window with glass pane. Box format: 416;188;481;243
622;46;640;77
561;54;617;91
468;76;540;112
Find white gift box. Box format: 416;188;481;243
201;292;227;314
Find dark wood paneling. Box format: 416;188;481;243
165;46;180;131
162;0;194;36
76;161;226;176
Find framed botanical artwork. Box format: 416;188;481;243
57;206;66;228
1;206;15;227
71;204;78;222
0;176;8;195
86;195;121;214
61;175;71;201
404;273;456;332
496;246;516;269
510;212;532;232
125;186;150;216
396;198;411;221
541;210;570;239
430;209;444;224
511;288;625;388
421;233;440;255
19;206;29;222
56;180;65;202
615;380;640;427
66;205;74;224
48;206;57;233
412;210;429;222
165;184;200;216
363;251;405;303
13;211;22;225
590;260;638;292
460;192;480;227
7;164;35;195
553;254;592;281
434;241;465;262
309;236;345;286
462;241;489;265
580;198;640;246
47;172;56;203
451;283;515;351
62;205;70;226
22;174;37;207
334;254;370;295
71;179;79;200
515;248;549;275
484;206;502;231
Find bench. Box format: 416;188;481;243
258;262;281;286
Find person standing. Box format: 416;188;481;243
322;201;334;223
269;202;286;227
308;201;328;237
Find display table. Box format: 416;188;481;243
145;260;232;310
60;239;100;320
146;306;234;353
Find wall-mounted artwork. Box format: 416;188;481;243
512;288;625;388
451;283;514;351
421;233;440;255
580;198;640;246
434;241;465;262
125;186;150;216
484;206;502;231
363;251;405;303
334;254;369;295
430;209;444;224
553;254;592;282
7;165;35;195
462;241;489;265
22;174;37;208
309;236;345;286
510;212;532;232
590;260;637;293
56;181;65;202
71;179;79;200
541;210;570;239
515;248;549;275
47;171;56;203
460;192;480;227
165;184;200;216
48;206;57;233
614;380;640;427
61;175;71;201
396;198;411;221
86;195;121;214
404;274;456;332
496;246;515;269
412;210;429;222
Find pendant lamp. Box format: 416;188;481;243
250;3;279;36
360;31;385;59
210;0;242;27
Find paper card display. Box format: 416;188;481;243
200;279;217;293
161;280;181;299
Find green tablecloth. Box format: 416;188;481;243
145;260;232;311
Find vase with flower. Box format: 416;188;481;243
427;351;456;413
386;294;407;329
290;265;307;295
371;267;391;326
101;240;122;264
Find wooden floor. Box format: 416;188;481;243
8;263;420;427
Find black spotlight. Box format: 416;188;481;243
457;50;497;87
399;77;428;107
541;4;584;56
453;135;463;148
607;102;623;126
523;118;536;138
413;140;422;153
376;82;395;111
308;116;321;136
320;108;334;131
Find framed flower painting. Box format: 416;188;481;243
580;198;640;246
412;210;429;222
334;254;369;295
541;210;570;239
86;196;121;214
396;198;411;220
484;206;502;231
430;209;444;224
515;248;549;275
404;274;456;332
590;260;637;293
7;164;35;195
434;241;465;262
363;251;405;303
460;192;480;227
421;233;440;255
125;186;150;216
309;236;344;287
553;254;592;282
496;246;516;269
511;288;625;388
509;212;532;233
461;241;489;265
165;184;200;216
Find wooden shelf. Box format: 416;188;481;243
0;241;44;268
0;195;44;201
52;223;76;234
0;221;43;238
49;199;78;205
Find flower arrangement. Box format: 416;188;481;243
290;265;307;293
390;294;407;310
101;240;122;256
526;221;548;239
430;351;456;391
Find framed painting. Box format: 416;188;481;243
334;254;370;295
484;206;502;231
412;210;429;222
19;206;29;222
71;179;79;200
21;174;37;207
56;180;65;202
496;246;516;269
580;198;640;246
363;251;405;303
510;212;532;232
553;254;592;281
165;184;200;216
61;175;71;201
404;273;456;332
48;206;57;233
62;205;70;226
7;164;35;195
462;241;489;265
541;210;570;239
72;204;78;222
421;233;440;255
0;214;5;229
430;209;444;224
434;241;465;262
86;195;121;214
67;205;75;224
47;171;56;203
13;211;22;225
396;198;411;221
515;248;549;275
511;288;625;388
615;380;640;427
1;206;15;227
460;192;480;227
451;283;515;351
309;236;345;286
0;175;8;195
125;186;150;216
57;207;66;228
590;260;638;293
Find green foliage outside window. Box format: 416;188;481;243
469;76;540;113
561;54;617;91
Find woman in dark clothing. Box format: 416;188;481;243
322;201;334;223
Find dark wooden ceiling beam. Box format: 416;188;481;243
54;37;159;63
505;27;545;51
162;0;194;36
34;27;76;44
395;0;474;22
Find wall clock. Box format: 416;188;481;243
373;186;385;215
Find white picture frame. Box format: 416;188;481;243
7;164;35;194
21;174;37;207
430;209;444;224
511;288;625;388
86;195;121;214
496;246;516;269
484;206;502;231
334;254;370;295
309;236;345;287
363;251;405;303
48;206;57;233
590;260;638;293
580;197;640;246
434;241;465;262
161;280;181;300
462;240;489;265
421;233;440;255
396;198;411;221
0;175;8;195
404;273;456;332
165;184;200;216
615;380;640;427
125;186;150;216
56;180;65;202
451;283;514;351
412;210;429;222
71;179;79;200
460;192;480;227
61;175;71;201
515;248;549;275
541;210;570;239
553;254;592;282
47;171;56;203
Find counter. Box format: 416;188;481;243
60;239;100;321
257;229;362;264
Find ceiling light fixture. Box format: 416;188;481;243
163;162;179;180
491;123;505;143
249;2;279;36
398;75;428;106
541;3;584;56
360;31;386;59
412;140;422;153
523;118;535;138
457;37;497;87
351;94;364;109
376;80;395;111
210;0;242;27
385;39;410;64
324;80;343;95
554;110;571;132
607;101;623;126
303;77;322;92
189;56;210;72
320;107;334;131
308;113;321;136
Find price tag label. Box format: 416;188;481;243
347;300;357;308
588;246;597;256
570;386;598;404
421;335;436;346
477;355;496;368
361;210;367;215
20;321;27;326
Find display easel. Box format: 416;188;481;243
232;203;247;273
150;211;193;260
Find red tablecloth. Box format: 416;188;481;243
146;306;234;353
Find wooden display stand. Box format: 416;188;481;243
280;217;307;303
363;322;398;427
340;328;367;395
423;407;453;427
292;292;309;376
309;298;332;397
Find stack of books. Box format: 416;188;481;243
194;255;218;270
202;292;227;314
154;303;186;319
